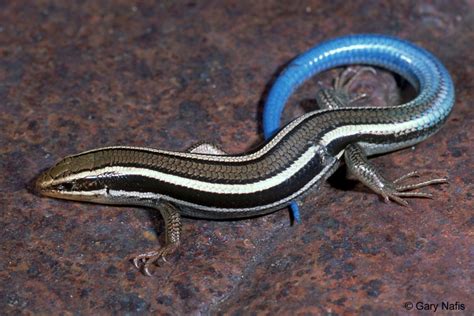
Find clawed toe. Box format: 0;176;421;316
132;253;160;276
132;250;160;269
393;171;420;184
131;250;166;276
383;192;409;206
349;93;369;103
130;243;179;276
383;189;434;206
396;178;447;191
335;66;377;92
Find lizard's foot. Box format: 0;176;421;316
345;144;448;206
334;66;377;103
335;66;377;91
131;243;179;276
316;67;378;110
380;171;448;206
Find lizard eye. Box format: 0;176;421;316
57;183;74;191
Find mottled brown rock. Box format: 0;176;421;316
0;0;472;314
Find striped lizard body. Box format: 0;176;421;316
36;34;455;275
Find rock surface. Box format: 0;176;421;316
0;1;472;314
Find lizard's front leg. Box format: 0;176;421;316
132;202;182;276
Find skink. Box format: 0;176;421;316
36;34;455;276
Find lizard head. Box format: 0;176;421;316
36;153;111;203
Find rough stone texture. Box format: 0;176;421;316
0;0;472;314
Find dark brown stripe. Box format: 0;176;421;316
100;154;326;209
